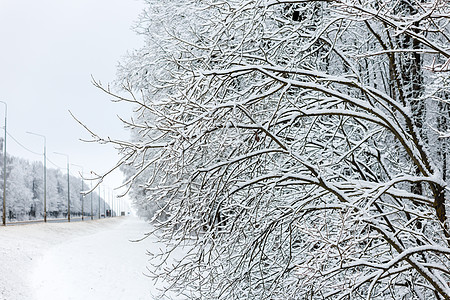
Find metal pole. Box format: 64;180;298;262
54;152;70;222
27;132;47;222
0;101;6;226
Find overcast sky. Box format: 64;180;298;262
0;0;145;203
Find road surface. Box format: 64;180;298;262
31;217;162;300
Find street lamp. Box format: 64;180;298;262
27;132;47;222
0;101;6;226
54;152;70;222
71;164;84;220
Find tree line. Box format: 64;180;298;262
0;143;108;221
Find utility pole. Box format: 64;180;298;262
0;101;6;226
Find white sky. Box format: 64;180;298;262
0;0;145;203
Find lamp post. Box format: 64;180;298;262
54;152;70;222
71;164;84;220
0;101;6;226
27;132;47;222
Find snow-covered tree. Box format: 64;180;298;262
0;153;109;221
6;157;33;220
113;0;205;220
97;0;450;298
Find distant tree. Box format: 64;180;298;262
6;157;32;220
97;0;450;298
0;153;108;220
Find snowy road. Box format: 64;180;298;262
0;216;170;300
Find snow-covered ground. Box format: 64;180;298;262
0;216;172;300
